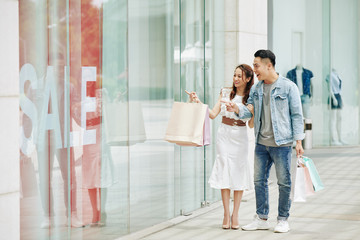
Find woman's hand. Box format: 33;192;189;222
185;90;200;103
221;100;239;114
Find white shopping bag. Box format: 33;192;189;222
293;165;307;202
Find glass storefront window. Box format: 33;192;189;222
271;0;360;147
19;0;225;238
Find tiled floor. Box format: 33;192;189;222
135;147;360;240
19;146;360;240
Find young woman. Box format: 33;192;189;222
189;64;254;230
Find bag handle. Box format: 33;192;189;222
297;156;305;167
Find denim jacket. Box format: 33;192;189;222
286;67;313;97
236;75;305;146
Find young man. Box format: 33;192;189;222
224;49;305;233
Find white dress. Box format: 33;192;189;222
208;88;253;191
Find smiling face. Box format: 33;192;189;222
233;68;247;88
253;57;272;81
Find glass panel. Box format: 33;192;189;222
204;0;223;204
329;0;359;146
101;0;129;237
19;1;75;239
322;0;331;146
179;0;206;214
127;0;177;232
20;0;129;239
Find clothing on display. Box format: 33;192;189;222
286;65;313;97
326;70;343;109
286;65;313;118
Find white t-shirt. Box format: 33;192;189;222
296;69;303;95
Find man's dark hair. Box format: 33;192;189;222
254;49;276;67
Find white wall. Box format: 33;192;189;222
223;0;268;87
0;0;20;239
273;0;306;76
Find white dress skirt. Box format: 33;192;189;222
208;89;253;191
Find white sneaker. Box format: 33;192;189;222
241;215;270;231
274;220;290;233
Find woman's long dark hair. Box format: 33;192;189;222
229;64;254;105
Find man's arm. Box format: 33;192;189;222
236;104;253;119
222;100;253;119
225;85;255;119
289;83;305;157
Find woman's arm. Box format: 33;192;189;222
187;91;221;119
209;95;221;119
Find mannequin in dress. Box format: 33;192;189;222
326;68;344;145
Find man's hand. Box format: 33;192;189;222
295;140;304;158
247;104;254;115
221;100;239;114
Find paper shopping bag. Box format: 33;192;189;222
165;102;209;146
303;156;324;192
293;165;307;202
304;166;315;196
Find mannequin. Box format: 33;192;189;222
286;64;313;118
326;68;344;145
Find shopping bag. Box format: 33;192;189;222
293;158;312;202
303;166;315;196
103;101;147;146
165;102;209;146
303;156;324;192
293;163;307;202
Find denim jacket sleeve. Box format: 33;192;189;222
289;83;305;141
235;85;254;120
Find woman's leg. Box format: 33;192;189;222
88;188;100;223
221;189;231;228
232;190;244;228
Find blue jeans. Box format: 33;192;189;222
254;143;292;221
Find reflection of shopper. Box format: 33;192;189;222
286;64;313;118
36;66;83;229
225;50;305;233
326;69;344;145
82;89;117;226
189;64;255;230
19;109;38;199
